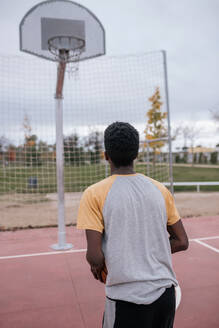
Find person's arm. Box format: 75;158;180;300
167;219;189;254
85;229;105;282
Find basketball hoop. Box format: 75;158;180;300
19;0;105;251
48;35;85;78
48;35;85;97
48;35;85;62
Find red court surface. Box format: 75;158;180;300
0;216;219;328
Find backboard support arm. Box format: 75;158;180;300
55;61;66;99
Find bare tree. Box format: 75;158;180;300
188;126;199;148
171;124;182;142
213;112;219;132
178;124;199;165
0;136;11;166
213;112;219;121
0;136;10;152
210;104;219;130
84;131;104;164
23;114;32;140
181;126;191;148
187;126;199;165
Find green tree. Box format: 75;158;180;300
64;134;85;166
183;153;188;164
175;154;180;163
24;134;42;166
85;131;103;164
22;115;41;166
193;153;197;164
144;87;167;165
210;152;218;164
37;140;50;164
198;152;203;164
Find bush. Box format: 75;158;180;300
193;153;197;164
210;152;218;164
175;154;180;163
198;152;203;164
182;153;188;163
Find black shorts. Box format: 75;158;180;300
102;286;176;328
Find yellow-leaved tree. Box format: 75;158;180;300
144;87;167;165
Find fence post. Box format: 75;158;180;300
162;50;174;195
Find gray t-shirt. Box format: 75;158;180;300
77;173;180;304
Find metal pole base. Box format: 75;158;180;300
50;243;73;251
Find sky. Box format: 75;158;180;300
0;0;219;149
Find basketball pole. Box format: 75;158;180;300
51;61;73;250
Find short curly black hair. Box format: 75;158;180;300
104;122;139;167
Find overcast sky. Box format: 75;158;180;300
0;0;219;148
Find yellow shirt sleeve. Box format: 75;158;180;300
163;187;180;226
76;175;117;233
77;187;104;233
148;177;180;226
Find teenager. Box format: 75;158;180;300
77;122;188;328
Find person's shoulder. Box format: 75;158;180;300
137;174;164;189
85;175;117;197
142;175;171;196
147;176;165;188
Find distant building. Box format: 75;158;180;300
173;146;219;164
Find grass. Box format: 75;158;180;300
172;166;219;182
0;164;218;194
0;164;107;194
172;166;219;192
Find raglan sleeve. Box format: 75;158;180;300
164;188;180;226
76;187;104;233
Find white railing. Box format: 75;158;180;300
163;181;219;192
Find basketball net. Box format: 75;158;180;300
48;36;85;80
55;50;81;80
66;49;81;79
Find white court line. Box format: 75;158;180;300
0;248;87;260
189;236;219;242
194;240;219;253
1;235;219;260
0;246;183;310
